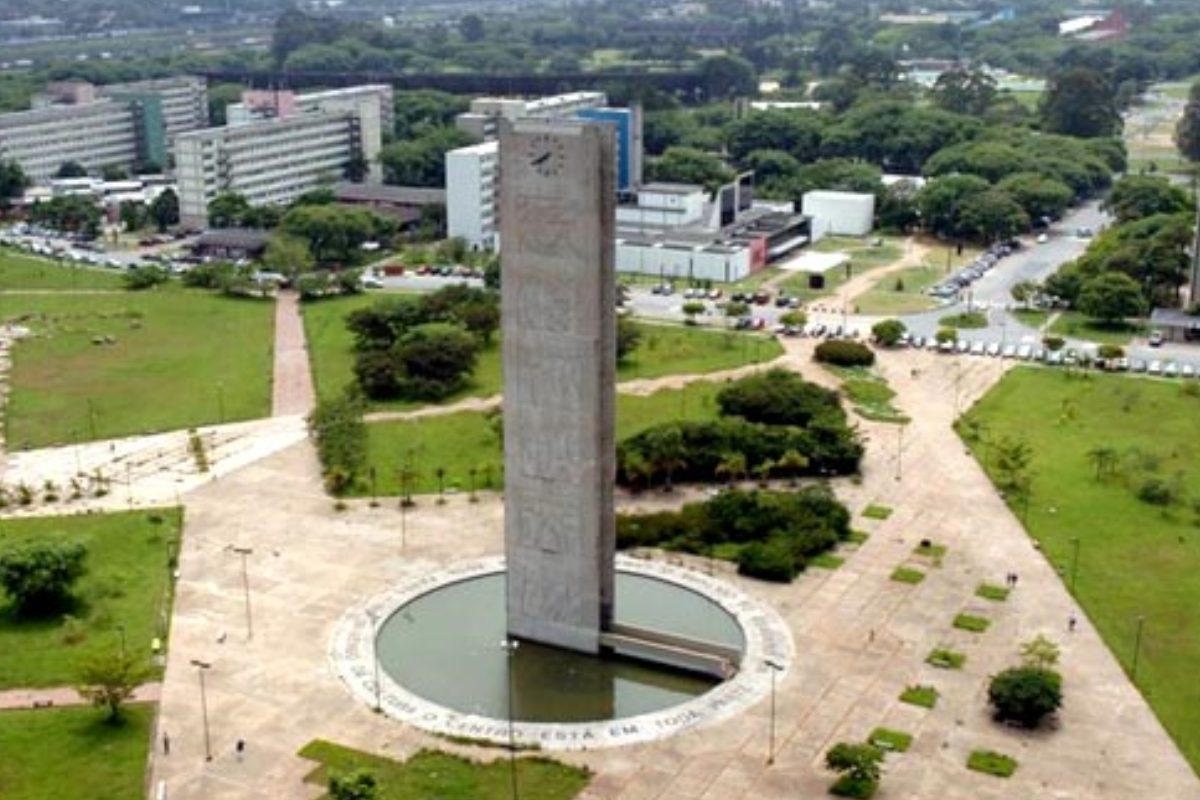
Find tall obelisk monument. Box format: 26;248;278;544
499;119;617;654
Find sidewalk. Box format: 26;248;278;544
0;682;162;711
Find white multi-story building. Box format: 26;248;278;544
455;91;607;140
176;110;376;228
0;100;138;184
97;76;209;143
445;140;499;250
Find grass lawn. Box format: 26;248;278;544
825;366;908;423
868;727;913;753
299;740;589;800
967;749;1017;778
963;367;1200;770
0;509;180;688
305;294;781;406
3;287;274;448
362;382;727;497
1047;312;1144;347
899;685;938;708
854;264;943;316
0;704;154;800
777;238;906;301
0;249;125;291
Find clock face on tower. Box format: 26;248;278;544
525;133;566;178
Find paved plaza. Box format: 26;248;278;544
127;339;1197;800
1;312;1197;798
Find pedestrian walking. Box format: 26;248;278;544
1068;615;1077;633
236;739;245;762
162;731;170;756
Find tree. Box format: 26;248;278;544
148;188;179;232
1020;634;1061;669
1077;272;1145;325
871;319;907;347
55;161;89;179
1175;80;1200;164
391;323;481;401
261;233;315;281
929;67;997;116
329;769;378;800
0;541;88;615
697;55;757;100
0;159;29;209
208;192;254;229
1039;67;1119;139
956;188;1029;243
988;666;1063;728
1103;175;1193;224
648;147;734;192
119;201;145;233
725;112;824;164
379;127;475;187
825;741;885;798
923;141;1034;184
681;300;706;324
307;391;368;494
996;173;1075;223
459;13;485;42
77;651;151;723
124;266;170;291
917;174;990;238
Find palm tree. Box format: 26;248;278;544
1086;446;1118;481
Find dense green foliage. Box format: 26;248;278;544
616;369;860;491
987;666;1063;728
307;391;368;495
345;286;497;401
0;541;88;616
814;339;876;367
825;741;885;799
617;486;851;581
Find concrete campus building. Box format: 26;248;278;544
175;86;390;228
448;91;644;251
0;76;208;184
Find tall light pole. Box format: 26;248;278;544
368;609;382;712
765;659;783;765
1069;537;1081;594
500;638;521;800
230;546;253;641
190;659;213;762
1131;615;1147;682
894;424;906;482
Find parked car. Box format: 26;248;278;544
1149;330;1164;347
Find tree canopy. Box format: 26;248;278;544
0;541;88;616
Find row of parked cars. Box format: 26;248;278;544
927;241;1020;300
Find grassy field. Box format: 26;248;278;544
1048;312;1144;346
0;249;125;291
0;705;154;800
362;381;727;497
300;740;589;800
3;288;274;448
963;368;1200;770
0;509;181;688
305;295;781;406
855;264;944;315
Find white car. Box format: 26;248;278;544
361;275;384;289
1017;344;1033;360
1148;360;1162;375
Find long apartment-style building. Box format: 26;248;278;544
0;76;208;183
175;86;388;228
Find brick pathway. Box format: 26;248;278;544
271;290;315;418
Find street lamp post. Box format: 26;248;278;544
1132;615;1147;682
190;659;213;761
895;424;906;482
765;659;783;765
117;624;127;658
500;638;521;800
230;546;253;641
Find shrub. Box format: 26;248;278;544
871;319;907;347
890;566;925;584
124;265;170;290
987;666;1062;728
307;391;368;495
825;741;885;799
716;369;846;427
0;541;89;615
953;613;991;633
899;684;938;708
976;583;1010;602
737;537;798;582
940;311;988;329
1137;477;1176;506
926;648;966;669
967;750;1018;778
868;728;912;753
815;339;876;367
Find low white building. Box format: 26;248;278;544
801;191;875;240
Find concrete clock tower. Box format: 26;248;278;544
499;119;617;654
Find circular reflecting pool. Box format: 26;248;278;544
377;571;745;723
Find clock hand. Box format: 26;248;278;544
531;151;551;166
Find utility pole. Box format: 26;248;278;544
230;546;253;640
